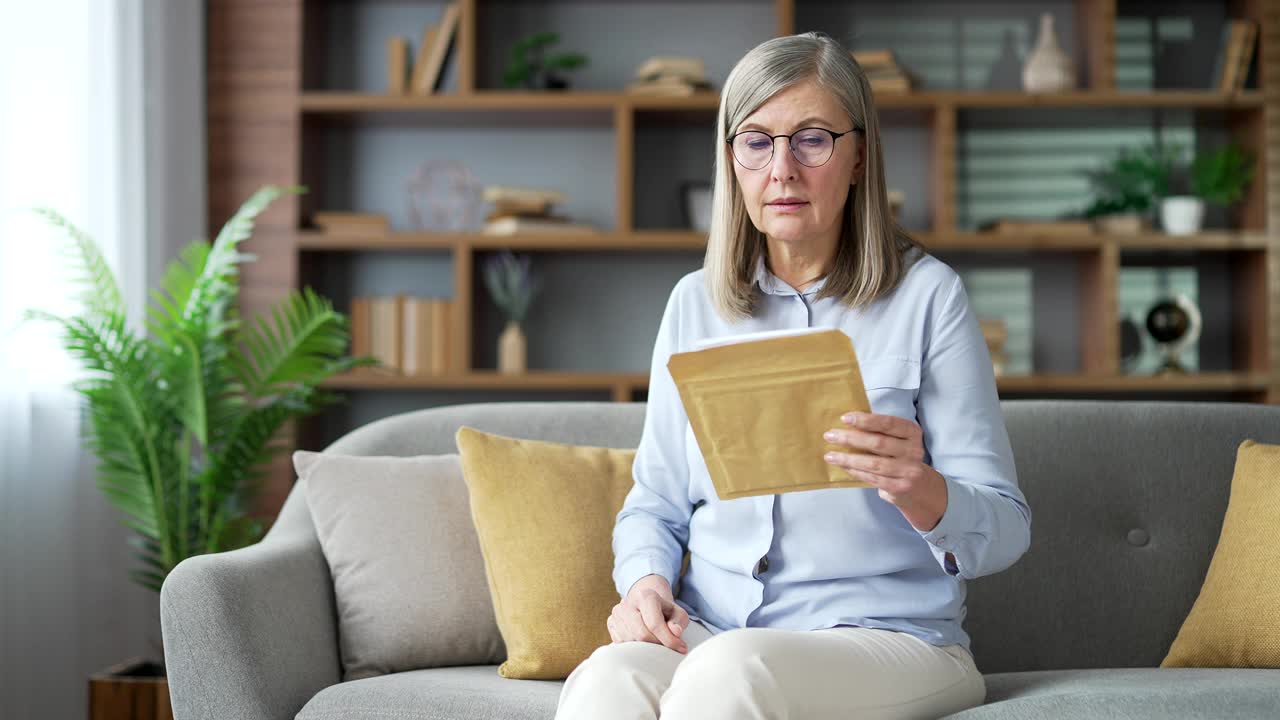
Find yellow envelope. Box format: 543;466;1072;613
667;327;873;500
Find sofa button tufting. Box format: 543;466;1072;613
1127;528;1150;547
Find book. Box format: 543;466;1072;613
350;297;372;357
667;327;874;500
1234;20;1257;90
853;49;897;69
635;56;707;83
430;298;451;374
386;36;408;94
369;296;403;372
314;211;390;237
481;216;598;235
1218;20;1247;91
482;185;568;206
411;1;460;94
409;22;440;94
400;297;451;375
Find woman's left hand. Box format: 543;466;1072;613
822;411;948;532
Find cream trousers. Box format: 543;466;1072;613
555;620;986;720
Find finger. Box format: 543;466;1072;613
826;450;911;479
824;427;918;459
843;411;919;440
606;615;620;643
621;607;660;645
668;604;691;647
639;596;684;651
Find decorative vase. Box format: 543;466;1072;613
1022;13;1075;92
498;321;527;374
1159;196;1205;235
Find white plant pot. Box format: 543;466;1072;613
1159;196;1205;235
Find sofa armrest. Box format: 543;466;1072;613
160;484;340;720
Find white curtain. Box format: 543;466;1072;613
0;1;161;716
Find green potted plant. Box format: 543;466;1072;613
483;249;541;374
502;31;588;90
1081;143;1178;234
1159;142;1254;235
27;185;372;719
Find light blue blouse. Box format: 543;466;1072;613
612;246;1032;654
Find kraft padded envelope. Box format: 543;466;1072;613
667;327;872;500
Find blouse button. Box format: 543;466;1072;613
757;555;770;574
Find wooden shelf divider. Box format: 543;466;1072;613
932;103;957;233
1077;0;1117;91
616;101;635;232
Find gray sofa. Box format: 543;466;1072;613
161;399;1280;719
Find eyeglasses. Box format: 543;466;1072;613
726;127;860;170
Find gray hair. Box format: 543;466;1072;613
704;31;921;323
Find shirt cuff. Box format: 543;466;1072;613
614;554;678;599
916;474;978;574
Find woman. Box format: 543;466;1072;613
556;31;1031;720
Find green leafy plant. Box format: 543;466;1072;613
1190;143;1254;206
502;31;588;90
26;185;373;591
482;250;541;325
1081;143;1180;218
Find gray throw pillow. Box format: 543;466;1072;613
295;450;506;680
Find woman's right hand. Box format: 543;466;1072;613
608;574;690;653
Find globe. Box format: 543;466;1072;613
1146;301;1189;344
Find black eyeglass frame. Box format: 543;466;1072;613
724;126;862;169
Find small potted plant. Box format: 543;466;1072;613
502;31;588;90
1160;142;1254;235
483;250;541;373
1081;144;1177;234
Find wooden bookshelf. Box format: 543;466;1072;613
297;229;1273;253
299;89;1265;114
209;0;1280;513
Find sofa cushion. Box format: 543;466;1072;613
455;427;635;680
295;451;506;681
296;666;1280;720
294;665;562;720
1162;439;1280;668
945;668;1280;719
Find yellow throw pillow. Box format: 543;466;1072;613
1162;439;1280;668
455;426;636;680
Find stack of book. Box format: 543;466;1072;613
314;211;390;240
350;295;452;375
481;185;597;235
626;56;714;96
386;1;461;95
1213;19;1257;91
852;49;914;94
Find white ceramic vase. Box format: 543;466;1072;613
498;320;527;374
1159;196;1205;235
1023;13;1076;92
